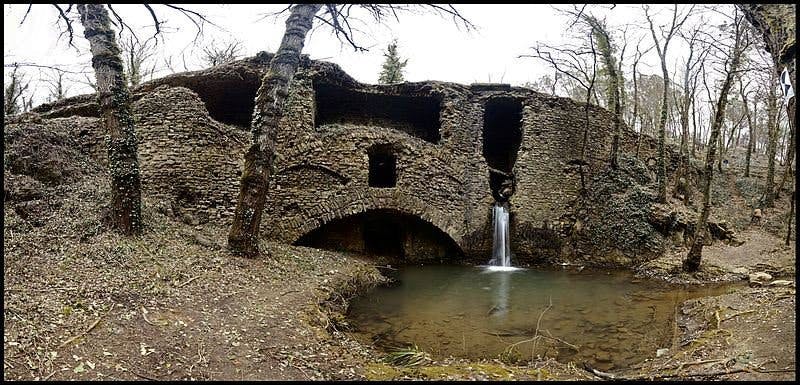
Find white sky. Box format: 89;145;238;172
4;4;730;107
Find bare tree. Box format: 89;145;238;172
644;4;694;203
676;23;706;170
201;39;244;67
684;8;749;272
3;63;30;116
34;3;213;235
763;73;780;206
630;39;653;157
739;77;756;176
21;91;35;113
4;64;30;116
119;35;157;86
44;69;72;102
74;4;143;234
227;4;474;257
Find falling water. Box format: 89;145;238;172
490;203;512;267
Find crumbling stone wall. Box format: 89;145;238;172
24;53;679;264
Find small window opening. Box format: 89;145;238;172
368;145;397;188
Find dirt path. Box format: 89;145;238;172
636;226;795;284
625;285;796;381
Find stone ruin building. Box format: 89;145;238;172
27;52;678;265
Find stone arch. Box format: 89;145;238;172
274;163;350;186
292;205;464;262
284;189;463;252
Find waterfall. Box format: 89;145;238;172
491;203;511;267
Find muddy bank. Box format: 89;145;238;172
610;285;796;381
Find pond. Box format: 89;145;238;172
346;265;740;370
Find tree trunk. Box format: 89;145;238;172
764;78;779;207
586;21;622;169
684;22;744;273
679;74;691;163
228;4;322;257
77;4;142;235
691;95;698;157
657;55;670;203
787;190;795;246
717;129;724;172
742;86;755;177
633;67;641;159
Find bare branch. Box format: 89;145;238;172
421;4;476;31
19;4;33;25
567;4;587;29
106;4;139;44
163;4;219;40
142;4;163;41
4;62;91;75
51;4;76;48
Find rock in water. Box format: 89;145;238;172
748;272;773;284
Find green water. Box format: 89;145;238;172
346;265;739;370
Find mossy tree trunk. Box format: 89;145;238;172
228;3;323;257
77;4;142;235
679;71;691;163
584;15;622;169
684;14;746;272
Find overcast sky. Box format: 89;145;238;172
4;4;729;107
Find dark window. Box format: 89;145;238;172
368;146;397;188
314;82;442;143
482;97;523;200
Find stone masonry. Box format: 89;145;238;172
27;52;677;264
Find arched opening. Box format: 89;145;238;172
294;209;463;264
482;97;522;201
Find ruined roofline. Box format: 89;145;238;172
31;51;618;127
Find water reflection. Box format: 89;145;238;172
348;266;740;369
486;270;510;318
